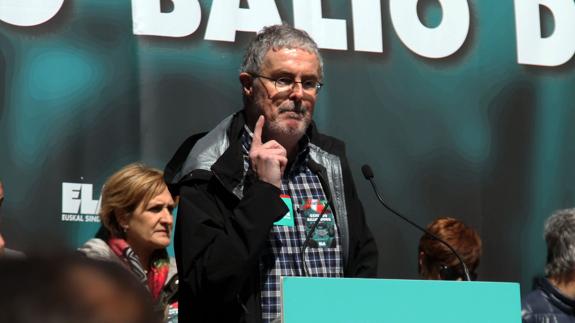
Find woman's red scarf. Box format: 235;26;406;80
108;238;169;300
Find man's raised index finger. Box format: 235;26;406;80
253;115;265;146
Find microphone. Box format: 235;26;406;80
300;162;334;277
361;164;472;281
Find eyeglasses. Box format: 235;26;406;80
251;73;323;95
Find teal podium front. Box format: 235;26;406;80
280;277;521;323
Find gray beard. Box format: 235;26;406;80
267;119;307;137
265;114;310;146
249;98;311;144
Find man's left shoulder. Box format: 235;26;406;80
311;131;346;155
521;287;554;319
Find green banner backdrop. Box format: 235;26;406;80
1;0;574;296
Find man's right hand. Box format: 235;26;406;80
249;115;287;189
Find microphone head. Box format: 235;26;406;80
361;164;374;180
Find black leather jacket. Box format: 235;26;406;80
165;111;378;323
522;277;575;323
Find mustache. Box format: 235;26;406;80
278;102;306;114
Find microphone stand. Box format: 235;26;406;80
362;165;472;281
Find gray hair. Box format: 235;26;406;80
544;208;575;277
240;24;323;79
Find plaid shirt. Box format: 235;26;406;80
241;127;344;322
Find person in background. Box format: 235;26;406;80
78;163;178;322
0;181;5;255
0;181;25;258
522;208;575;323
0;255;160;323
418;217;482;281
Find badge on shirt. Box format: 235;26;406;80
301;199;336;248
274;194;295;227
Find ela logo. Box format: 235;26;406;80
61;182;101;223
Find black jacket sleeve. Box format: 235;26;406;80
175;175;288;318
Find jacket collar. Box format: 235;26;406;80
538;277;575;315
177;111;320;199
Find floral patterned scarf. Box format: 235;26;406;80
108;238;170;300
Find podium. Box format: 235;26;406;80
281;277;521;323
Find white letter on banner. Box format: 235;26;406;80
352;0;383;52
62;183;81;214
390;0;470;58
204;0;281;42
79;184;99;215
131;0;201;37
514;0;575;66
0;0;63;26
293;0;347;50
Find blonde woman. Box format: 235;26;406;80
79;163;178;322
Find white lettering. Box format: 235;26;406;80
514;0;575;66
204;0;281;42
61;183;100;216
352;0;383;52
84;215;101;223
61;214;84;222
0;0;64;27
62;183;81;214
6;0;575;68
80;184;99;215
293;0;347;50
390;0;470;58
131;0;201;37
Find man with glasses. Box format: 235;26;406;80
166;24;378;323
